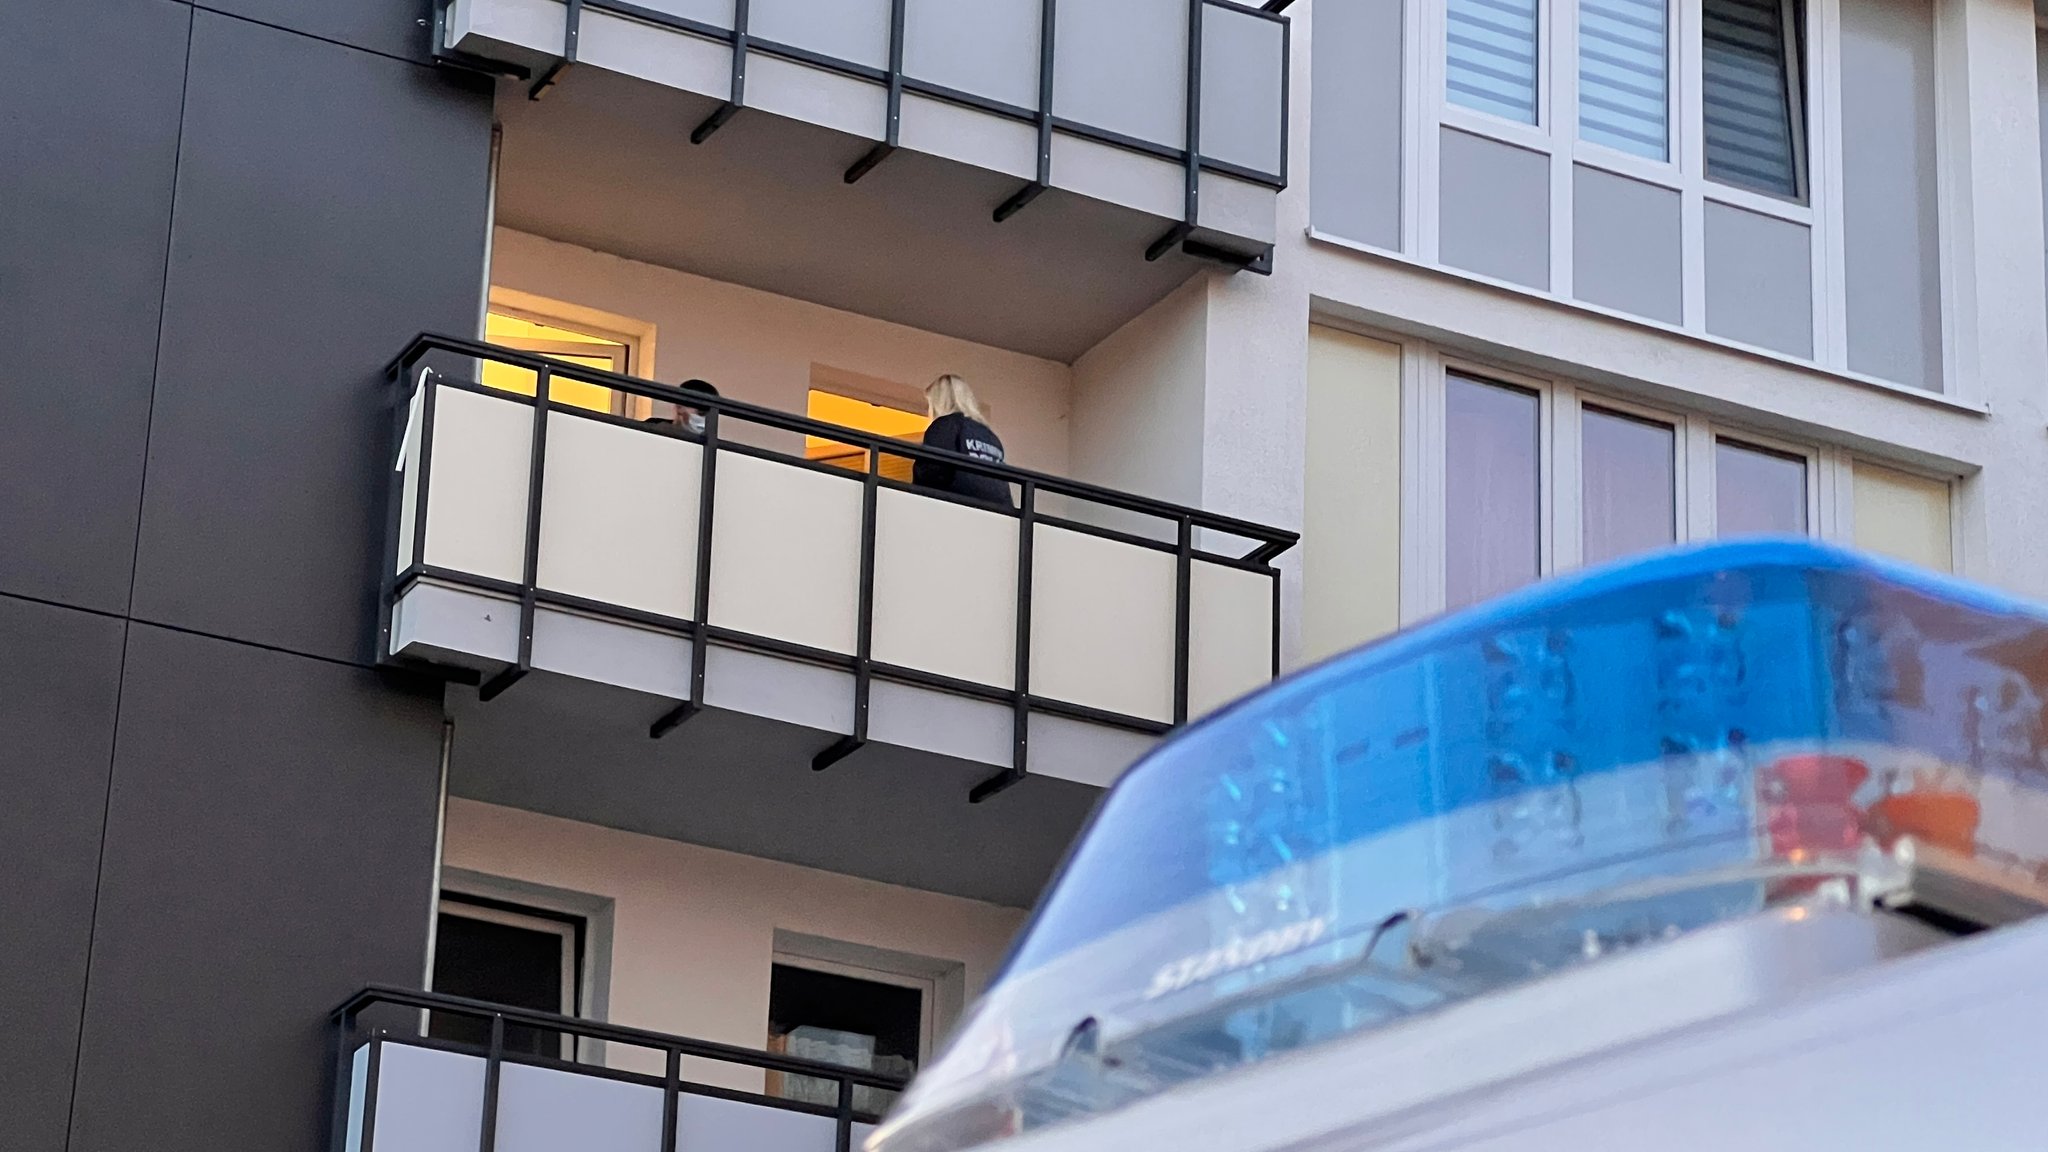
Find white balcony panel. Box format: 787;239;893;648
708;452;862;654
1028;712;1158;787
391;581;519;663
396;385;425;576
753;0;891;70
1198;170;1280;245
704;644;857;733
497;1061;667;1152
870;680;1011;767
1201;3;1286;177
538;414;702;620
899;94;1037;182
533;607;690;699
1188;559;1274;719
581;6;731;97
423;387;532;585
1029;525;1176;724
904;0;1042;110
1053;0;1187;150
356;1043;487;1152
1049;134;1183;221
748;56;888;141
871;488;1019;691
448;0;564;56
677;1092;842;1152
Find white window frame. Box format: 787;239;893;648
1409;0;1853;372
769;951;939;1069
433;894;583;1061
1401;340;1853;623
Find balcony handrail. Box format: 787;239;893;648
333;984;912;1091
332;985;902;1152
387;332;1299;563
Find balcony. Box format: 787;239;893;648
437;0;1289;362
380;335;1296;812
335;987;903;1152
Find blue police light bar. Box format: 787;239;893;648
870;538;2048;1152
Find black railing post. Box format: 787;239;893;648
480;366;550;702
328;1009;358;1152
971;479;1034;803
1174;516;1193;725
652;407;721;737
377;364;421;666
410;370;439;574
815;447;879;770
1146;0;1205;261
359;1032;384;1152
834;1075;856;1152
692;0;750;142
844;0;907;182
478;1014;505;1152
995;0;1058;221
659;1048;682;1152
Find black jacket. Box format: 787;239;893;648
914;413;1012;508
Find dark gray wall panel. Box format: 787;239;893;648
67;624;444;1152
197;0;434;63
0;596;125;1152
1841;0;1943;390
1310;0;1403;250
1573;165;1682;324
1438;128;1549;289
130;12;491;666
1705;201;1813;358
0;0;188;614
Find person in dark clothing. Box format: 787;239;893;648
913;374;1012;508
640;378;719;433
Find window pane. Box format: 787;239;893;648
1448;0;1541;124
1852;463;1951;571
1579;0;1669;159
1581;407;1675;564
1702;0;1803;197
1715;439;1807;536
1446;376;1541;609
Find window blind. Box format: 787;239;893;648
1447;0;1541;124
1579;0;1668;159
1702;0;1803;197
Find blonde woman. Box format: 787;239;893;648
914;374;1012;508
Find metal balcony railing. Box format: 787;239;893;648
332;986;909;1152
433;0;1291;270
380;335;1297;800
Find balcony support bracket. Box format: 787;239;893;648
812;735;865;772
993;182;1047;223
1145;222;1194;263
843;143;897;184
691;103;742;145
649;700;699;739
969;767;1026;804
478;666;528;703
527;0;581;100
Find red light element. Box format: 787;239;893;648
1763;754;1869;859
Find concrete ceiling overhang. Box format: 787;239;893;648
492;68;1209;363
446;673;1104;909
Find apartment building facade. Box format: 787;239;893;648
4;0;2046;1150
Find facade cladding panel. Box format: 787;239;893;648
0;0;189;614
0;598;127;1152
127;9;492;667
66;625;446;1152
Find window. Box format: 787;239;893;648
1446;0;1541;124
1851;462;1952;572
1701;0;1805;198
482;307;636;415
428;896;582;1059
1445;375;1542;610
805;388;931;484
1714;438;1808;536
1581;406;1676;565
766;958;933;1116
1578;0;1669;159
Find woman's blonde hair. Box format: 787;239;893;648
926;373;988;425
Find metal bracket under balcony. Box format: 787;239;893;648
436;0;1289;273
378;336;1298;803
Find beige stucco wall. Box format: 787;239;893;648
439;798;1026;1094
488;226;1074;477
